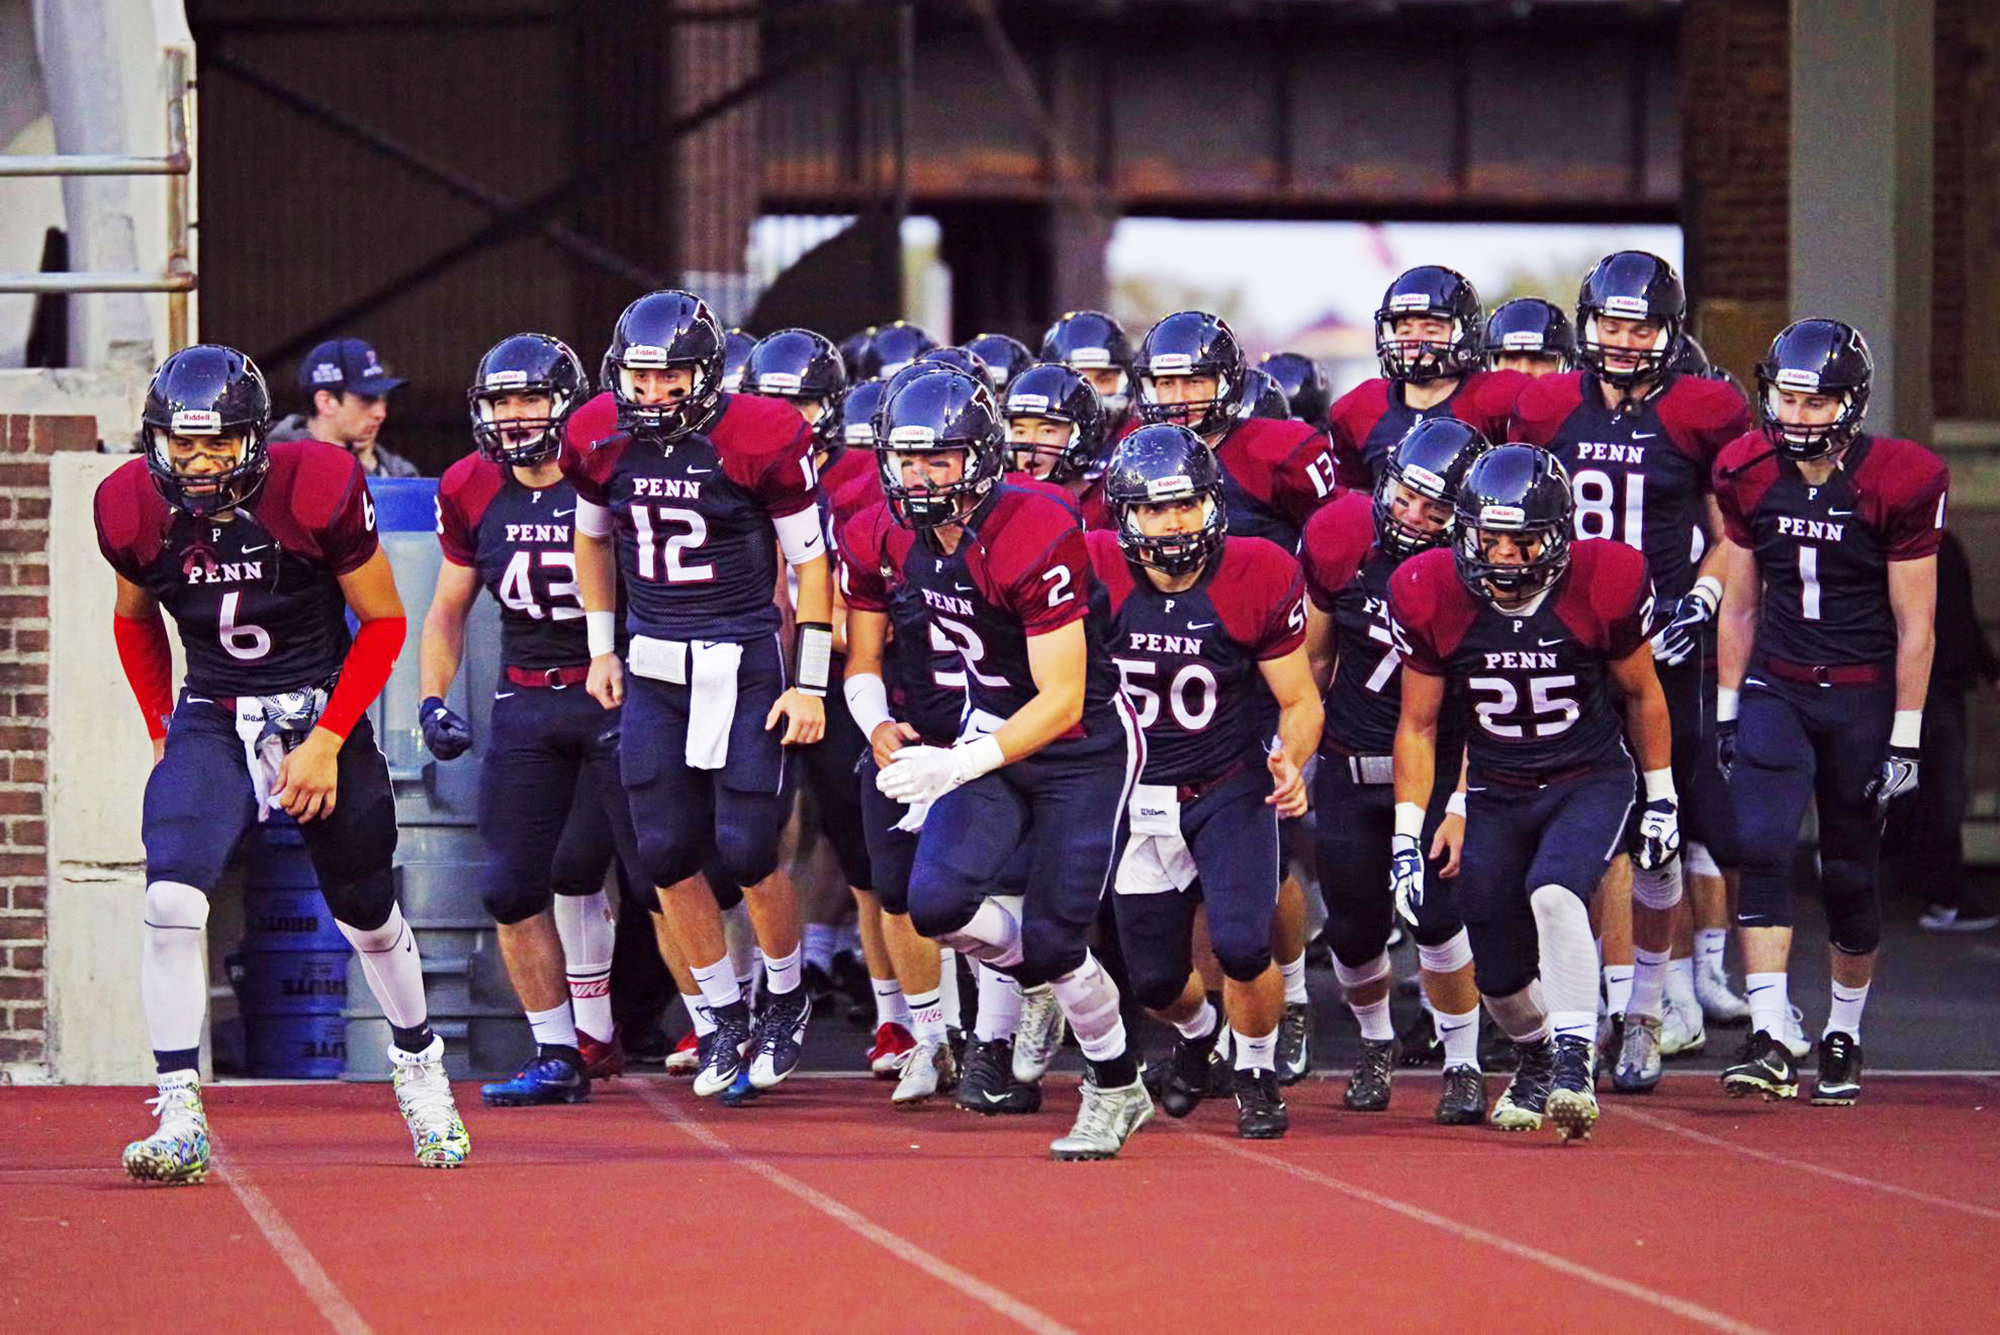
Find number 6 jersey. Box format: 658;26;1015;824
436;451;596;670
1388;539;1654;784
94;439;379;697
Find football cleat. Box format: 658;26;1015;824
1491;1038;1555;1132
1342;1037;1398;1112
694;1003;752;1098
1160;1031;1220;1119
1596;1011;1626;1071
1811;1031;1863;1106
1780;1005;1812;1061
577;1032;626;1080
747;987;813;1090
956;1037;1042;1115
1721;1030;1799;1101
1435;1064;1488;1126
1233;1067;1289;1140
1611;1014;1663;1094
1695;958;1751;1024
1276;1002;1316;1085
1918;904;2000;933
1012;985;1067;1085
1050;1072;1153;1161
1546;1035;1600;1143
867;1022;915;1078
1659;996;1706;1057
665;1029;701;1076
390;1037;471;1168
123;1071;210;1186
1397;1008;1445;1067
480;1052;590;1107
892;1039;959;1106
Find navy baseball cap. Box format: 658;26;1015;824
299;337;406;396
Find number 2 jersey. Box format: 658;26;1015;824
94;440;378;697
1389;539;1653;784
1711;432;1948;668
436;451;594;670
560;391;817;644
1089;531;1306;785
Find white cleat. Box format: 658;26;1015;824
390;1036;471;1169
1050;1074;1153;1161
891;1040;958;1106
1780;1005;1812;1062
1659;995;1707;1057
1012;985;1067;1085
1695;957;1751;1025
122;1071;211;1186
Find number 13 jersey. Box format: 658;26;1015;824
1389;539;1654;784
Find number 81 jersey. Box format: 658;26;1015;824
437;451;591;669
94;440;379;696
1388;539;1653;784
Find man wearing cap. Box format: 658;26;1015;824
270;337;420;478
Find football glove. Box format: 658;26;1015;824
1651;585;1718;668
1390;833;1425;927
1716;719;1738;782
1863;744;1921;819
419;696;472;761
1634;796;1682;871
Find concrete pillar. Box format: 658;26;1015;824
1789;0;1933;442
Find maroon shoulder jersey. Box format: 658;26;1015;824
821;445;878;532
437;450;596;670
1390;540;1653;784
1211;415;1341;550
560;391;817;643
1091;531;1304;784
1328;369;1527;493
1300;491;1410;757
96;441;379;697
1714;432;1947;668
838;499;967;746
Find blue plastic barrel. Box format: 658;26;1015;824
247;1014;347;1079
239;949;349;1015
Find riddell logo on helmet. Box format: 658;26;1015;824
758;372;804;393
484;369;529;389
1775;368;1822;392
1008;393;1051;414
624;344;669;367
171;410;221;434
1601;295;1650;318
889;425;938;446
1480;504;1527;526
1389;293;1433;312
1402;463;1447;493
1149;353;1193;375
1502;331;1545;350
1145;474;1193;500
1067;347;1112;368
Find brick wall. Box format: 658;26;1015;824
0;413;98;1072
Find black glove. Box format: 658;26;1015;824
1863;744;1920;819
1716;719;1738;782
1651;585;1718;668
420;695;472;761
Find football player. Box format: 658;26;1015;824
1091;424;1322;1139
103;346;468;1181
1003;361;1114;529
1482;297;1575;378
719;327;757;393
1302;418;1489;1125
1714;319;1946;1106
966;332;1037;391
1511;251;1752;1090
1389;445;1677;1142
1328;266;1527;491
566;290;831;1099
422;333;651;1106
1258;351;1334;426
850;320;939;381
1041;309;1139;448
865;368;1151;1159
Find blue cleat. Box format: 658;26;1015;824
480;1052;590;1107
720;1066;761;1107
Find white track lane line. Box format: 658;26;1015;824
631;1083;1076;1335
1185;1128;1772;1335
1615;1105;2000;1224
207;1130;372;1335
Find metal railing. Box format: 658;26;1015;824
0;48;196;350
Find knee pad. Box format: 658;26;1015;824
1821;862;1882;956
1482;979;1548;1044
1129;965;1188;1014
144;880;210;932
1213;940;1273;986
1417;928;1472;976
1684;841;1721;880
713;824;779;890
320;866;398;934
480;868;552;927
1016;915;1086;989
637;828;704;892
337;898;407;952
1332;950;1391;993
1631;861;1684;911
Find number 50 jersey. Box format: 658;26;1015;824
95;439;379;696
1389;539;1654;784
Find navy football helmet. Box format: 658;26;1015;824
1453;444;1574;600
602;289;726;439
1040;309;1135;416
965;332;1036;391
1003;362;1106;483
837;378;888;450
1576;251;1686;387
1482;298;1576;371
873;367;1008;530
1104;424;1227;577
742;328;848;452
1135;311;1244;437
855;321;939;381
468;333;588;467
1375;418;1490;560
142;344;274;515
1233;367;1291;422
1375;266;1485;384
1756;318;1874;461
1258;351;1332;423
719;327;757;393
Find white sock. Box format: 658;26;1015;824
526;1002;577;1050
1350;995;1394;1042
1746;971;1790;1038
1278;951;1308;1006
690;955;742;1011
1049;952;1126;1061
1695;927;1728;972
936;947;961;1031
1439;1006;1481;1071
1174;997;1218;1041
906;988;948;1046
141;881;209;1057
1665;956;1698;1014
1630;945;1670;1021
837;920;862;956
338;904;428;1030
871;976;910;1030
803;922;837;972
739;946;763;1007
973;963;1023;1043
1825;979;1870;1041
1531;885;1600;1027
681;992;717;1037
1233;1025;1278;1072
552;891;616;1043
1601;963;1634;1017
763;944;803;996
722;900;756;988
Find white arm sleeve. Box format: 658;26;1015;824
774;507;828;567
844;672;893;737
574;497;613;538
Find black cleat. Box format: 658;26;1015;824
1491;1038;1555;1132
693;1002;752;1099
1811;1031;1862;1106
1546;1034;1600;1142
1161;1029;1220;1119
1722;1029;1798;1100
1342;1037;1399;1112
1397;1007;1444;1067
1233;1067;1289;1139
1276;1002;1316;1085
956;1037;1041;1115
1435;1064;1488;1126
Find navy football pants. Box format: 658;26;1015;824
1315;750;1465;970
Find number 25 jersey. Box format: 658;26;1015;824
1389;539;1653;784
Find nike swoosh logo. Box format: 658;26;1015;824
554;508;575;517
186;696;213;705
1466;786;1487;793
1631;431;1656;440
240;543;269;554
1744;678;1767;689
1827;509;1853;516
1440;1022;1473;1034
982;1090;1017;1105
686;466;714;475
1746;985;1774;994
954;583;974;593
1538;637;1565;647
1187;621;1214;630
494;692;515;700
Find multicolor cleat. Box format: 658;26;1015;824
391;1037;471;1168
123;1071;211;1186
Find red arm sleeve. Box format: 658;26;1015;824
316;616;407;741
113;608;175;741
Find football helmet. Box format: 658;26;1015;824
602;289;726;439
1040;309;1135;416
1452;444;1574;599
837;378;888;450
743;328;848;452
1002;362;1106;483
857;321;939;381
1576;251;1686;387
965;332;1036;390
141;344;274;515
1257;351;1332;423
1375;266;1484;383
468;332;588;467
873;367;1008;530
1374;418;1490;560
1755;318;1873;461
1104;423;1227;577
719;327;757;393
1135;310;1244;437
1482;298;1576;371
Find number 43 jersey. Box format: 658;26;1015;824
1389;539;1654;785
95;439;379;697
436;451;594;670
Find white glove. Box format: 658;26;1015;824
1635;797;1682;871
1390;833;1425;927
875;735;1006;806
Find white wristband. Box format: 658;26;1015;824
1394;801;1425;839
574;497;613;539
1445;790;1467;819
1715;686;1738;723
843;673;893;738
951;733;1007;785
1691;575;1723;616
586;611;617;658
1643;767;1677;802
1891;709;1923;749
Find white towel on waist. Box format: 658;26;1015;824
685;640;744;770
1115;783;1198;896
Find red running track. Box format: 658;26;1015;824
3;1072;1996;1332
